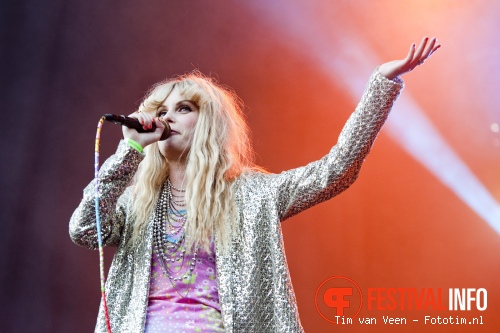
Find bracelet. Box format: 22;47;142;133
126;138;143;153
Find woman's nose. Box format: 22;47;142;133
161;110;175;122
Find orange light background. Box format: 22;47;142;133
1;0;498;332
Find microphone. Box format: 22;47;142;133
104;114;170;141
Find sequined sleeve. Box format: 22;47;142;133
274;69;404;220
69;140;144;249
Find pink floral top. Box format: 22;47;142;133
144;240;224;332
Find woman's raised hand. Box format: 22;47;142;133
122;111;166;148
378;36;441;80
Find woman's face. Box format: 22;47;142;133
157;86;199;162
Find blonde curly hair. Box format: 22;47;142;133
129;71;263;253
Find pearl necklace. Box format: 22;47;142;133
152;180;198;296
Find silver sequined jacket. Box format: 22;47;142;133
69;70;403;333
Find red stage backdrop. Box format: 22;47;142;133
1;1;498;332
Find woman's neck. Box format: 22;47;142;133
168;161;187;189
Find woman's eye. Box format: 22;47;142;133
179;105;192;112
158;110;167;116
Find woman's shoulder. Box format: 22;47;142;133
234;168;286;195
236;168;272;183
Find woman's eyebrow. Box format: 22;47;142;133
158;100;198;110
176;100;199;108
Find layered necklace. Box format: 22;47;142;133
152;179;198;295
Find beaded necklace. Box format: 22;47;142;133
152;179;198;297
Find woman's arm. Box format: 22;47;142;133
69;141;144;249
272;37;440;220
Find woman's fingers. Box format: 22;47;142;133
427;40;441;58
403;43;416;66
131;111;154;130
410;36;430;66
416;38;441;66
421;38;436;58
414;37;429;58
123;112;165;147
